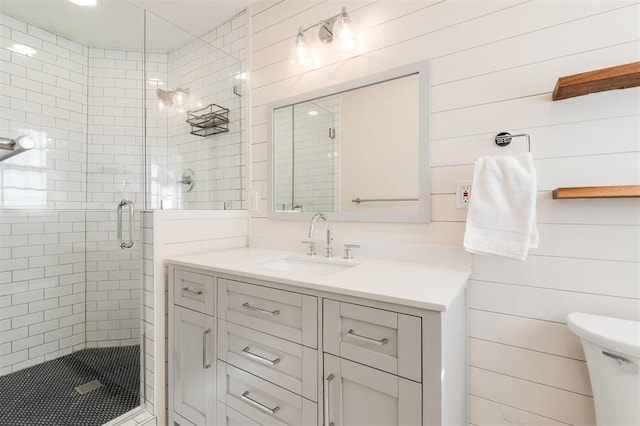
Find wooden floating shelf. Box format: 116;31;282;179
552;61;640;101
552;185;640;199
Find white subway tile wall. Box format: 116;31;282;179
84;210;141;348
165;13;247;210
140;211;155;414
1;15;90;374
87;48;149;210
1;14;88;210
0;209;87;375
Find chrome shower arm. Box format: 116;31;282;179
0;135;35;162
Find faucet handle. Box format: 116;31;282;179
343;243;361;260
301;240;317;256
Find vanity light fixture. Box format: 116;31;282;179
293;6;358;66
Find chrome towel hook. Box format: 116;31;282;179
495;132;531;152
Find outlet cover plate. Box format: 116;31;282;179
456;180;472;208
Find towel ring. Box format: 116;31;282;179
495;132;531;152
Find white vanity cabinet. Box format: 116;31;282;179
168;252;468;426
169;268;217;426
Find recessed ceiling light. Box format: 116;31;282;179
69;0;97;6
308;110;318;116
7;44;36;56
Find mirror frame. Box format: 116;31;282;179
267;60;431;223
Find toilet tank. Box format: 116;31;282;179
567;313;640;426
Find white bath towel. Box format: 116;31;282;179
463;153;539;261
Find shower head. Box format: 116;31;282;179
0;135;35;162
157;88;190;107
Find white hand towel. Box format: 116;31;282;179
463;153;539;261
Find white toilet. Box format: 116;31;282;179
567;312;640;425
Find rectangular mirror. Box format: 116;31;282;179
268;60;430;223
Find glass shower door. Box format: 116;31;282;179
0;2;145;424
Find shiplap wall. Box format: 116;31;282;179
247;1;640;424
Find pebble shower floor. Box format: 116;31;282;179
0;346;140;426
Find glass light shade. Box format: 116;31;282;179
294;28;313;66
175;91;185;106
336;9;358;52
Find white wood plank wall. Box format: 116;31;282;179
247;1;640;424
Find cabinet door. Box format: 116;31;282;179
173;306;216;426
324;354;421;426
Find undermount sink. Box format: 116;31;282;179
255;256;358;276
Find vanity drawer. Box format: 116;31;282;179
215;402;260;426
218;279;318;348
173;268;215;316
216;360;318;426
218;320;318;401
323;299;422;382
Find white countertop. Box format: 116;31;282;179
167;248;471;312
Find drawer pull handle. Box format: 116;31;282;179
241;391;280;414
242;346;281;366
242;302;280;316
347;329;389;346
202;329;211;369
324;374;334;426
182;287;203;296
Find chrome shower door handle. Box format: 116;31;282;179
117;199;134;249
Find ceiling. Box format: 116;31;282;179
0;0;254;52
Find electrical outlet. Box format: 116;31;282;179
455;181;472;208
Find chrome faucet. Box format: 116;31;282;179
308;212;333;258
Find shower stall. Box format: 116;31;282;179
0;2;245;424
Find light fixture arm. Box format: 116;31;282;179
297;6;350;44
